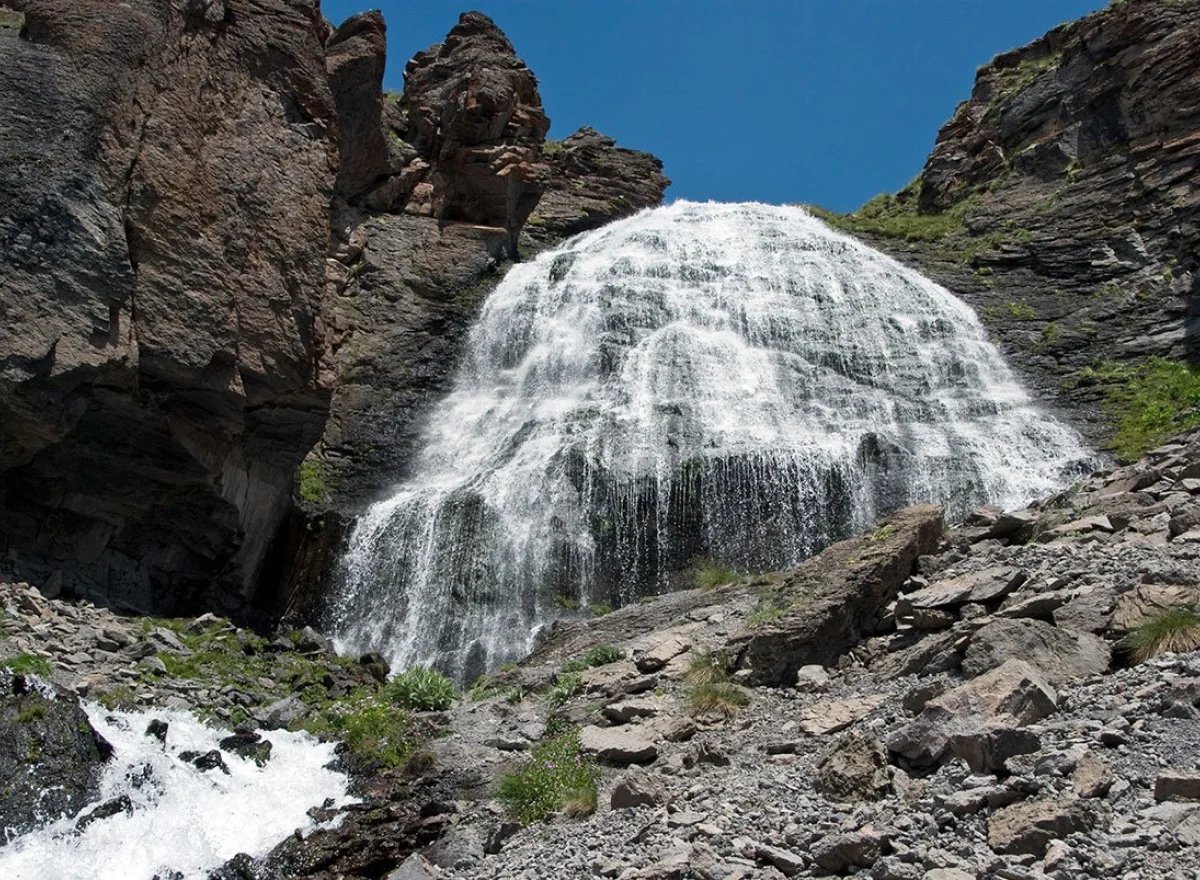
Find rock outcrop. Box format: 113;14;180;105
0;0;338;615
818;0;1200;445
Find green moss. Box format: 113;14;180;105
527;212;547;227
585;602;613;617
16;703;46;724
1;654;53;677
0;7;24;28
806;183;971;243
298;459;328;504
543;139;566;155
558;645;625;675
1082;357;1200;460
495;730;599;823
1004;300;1037;320
96;686;137;710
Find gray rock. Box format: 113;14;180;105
988;796;1098;856
579;724;658;765
962;618;1110;684
610;771;668;808
386;853;440;880
815;730;891;802
1156;771;1200;802
257;695;308;731
633;634;691;673
812;828;883;873
948;726;1041;775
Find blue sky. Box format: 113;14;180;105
323;1;1107;212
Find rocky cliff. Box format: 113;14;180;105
814;0;1200;448
0;4;668;619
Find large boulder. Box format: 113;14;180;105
962;618;1110;684
988;796;1099;856
730;505;944;686
0;672;112;837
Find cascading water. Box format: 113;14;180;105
0;702;353;879
329;201;1091;682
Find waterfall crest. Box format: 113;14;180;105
330;201;1090;681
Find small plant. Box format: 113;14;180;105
495;730;599;823
544;671;581;711
747;595;784;628
688;682;750;718
298;459;328;504
693;559;739;591
96;686;137;710
1004;300;1036;319
559;645;625;675
310;699;414;767
1121;603;1200;663
1;653;53;677
16;703;47;723
385;666;457;711
586;602;614;617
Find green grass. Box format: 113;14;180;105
747;595;785;628
585;602;613;617
688;682;750;718
495;730;600;823
1081;357;1200;460
298;459;328;504
806;185;971;243
16;703;46;723
1121;603;1200;663
1;654;53;677
559;645;625;675
685;649;731;686
693;559;739;591
385;666;457;712
306;698;415;767
1004;300;1037;319
544;671;581;712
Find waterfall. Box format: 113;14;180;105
329;200;1090;682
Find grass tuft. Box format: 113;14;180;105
1121;603;1200;663
687;682;751;718
559;645;625;675
495;730;599;823
693;559;739;591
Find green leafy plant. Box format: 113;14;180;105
495;731;600;822
385;666;457;711
307;698;414;767
298;459;328;504
1121;603;1200;663
544;671;581;711
1;653;53;677
1082;357;1200;460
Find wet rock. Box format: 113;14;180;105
76;794;134;831
180;749;230;775
146;719;169;742
0;671;112;838
219;730;273;766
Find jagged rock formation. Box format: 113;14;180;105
822;0;1200;444
523;126;671;251
0;0;338;615
0;3;668;618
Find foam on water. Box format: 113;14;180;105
329;200;1092;681
0;704;353;880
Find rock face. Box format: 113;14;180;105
0;671;112;838
827;0;1200;444
0;0;338;615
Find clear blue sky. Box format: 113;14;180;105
323;1;1107;212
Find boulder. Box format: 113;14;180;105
0;672;112;838
1113;585;1199;633
897;567;1027;613
886;660;1056;767
962;618;1110;684
811;828;883;873
610;771;669;809
579;725;658;765
602;698;661;725
800;695;887;736
1073;753;1113;799
948;726;1041;775
730;505;944;686
988;797;1098;856
814;730;891;802
633;634;691;673
1155;771;1200;802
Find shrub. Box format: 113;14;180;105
1082;357;1200;461
693;559;738;591
685;649;731;686
1121;603;1200;663
298;459;328;504
495;731;599;822
385;666;457;711
313;699;414;767
1;653;53;677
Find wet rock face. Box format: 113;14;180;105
854;0;1200;442
0;672;112;838
0;0;337;615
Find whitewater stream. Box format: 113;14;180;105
0;703;353;880
330;200;1091;682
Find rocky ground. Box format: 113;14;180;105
8;429;1200;878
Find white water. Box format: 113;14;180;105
330;200;1091;682
0;704;353;880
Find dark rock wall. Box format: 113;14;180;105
849;0;1200;443
0;0;337;615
